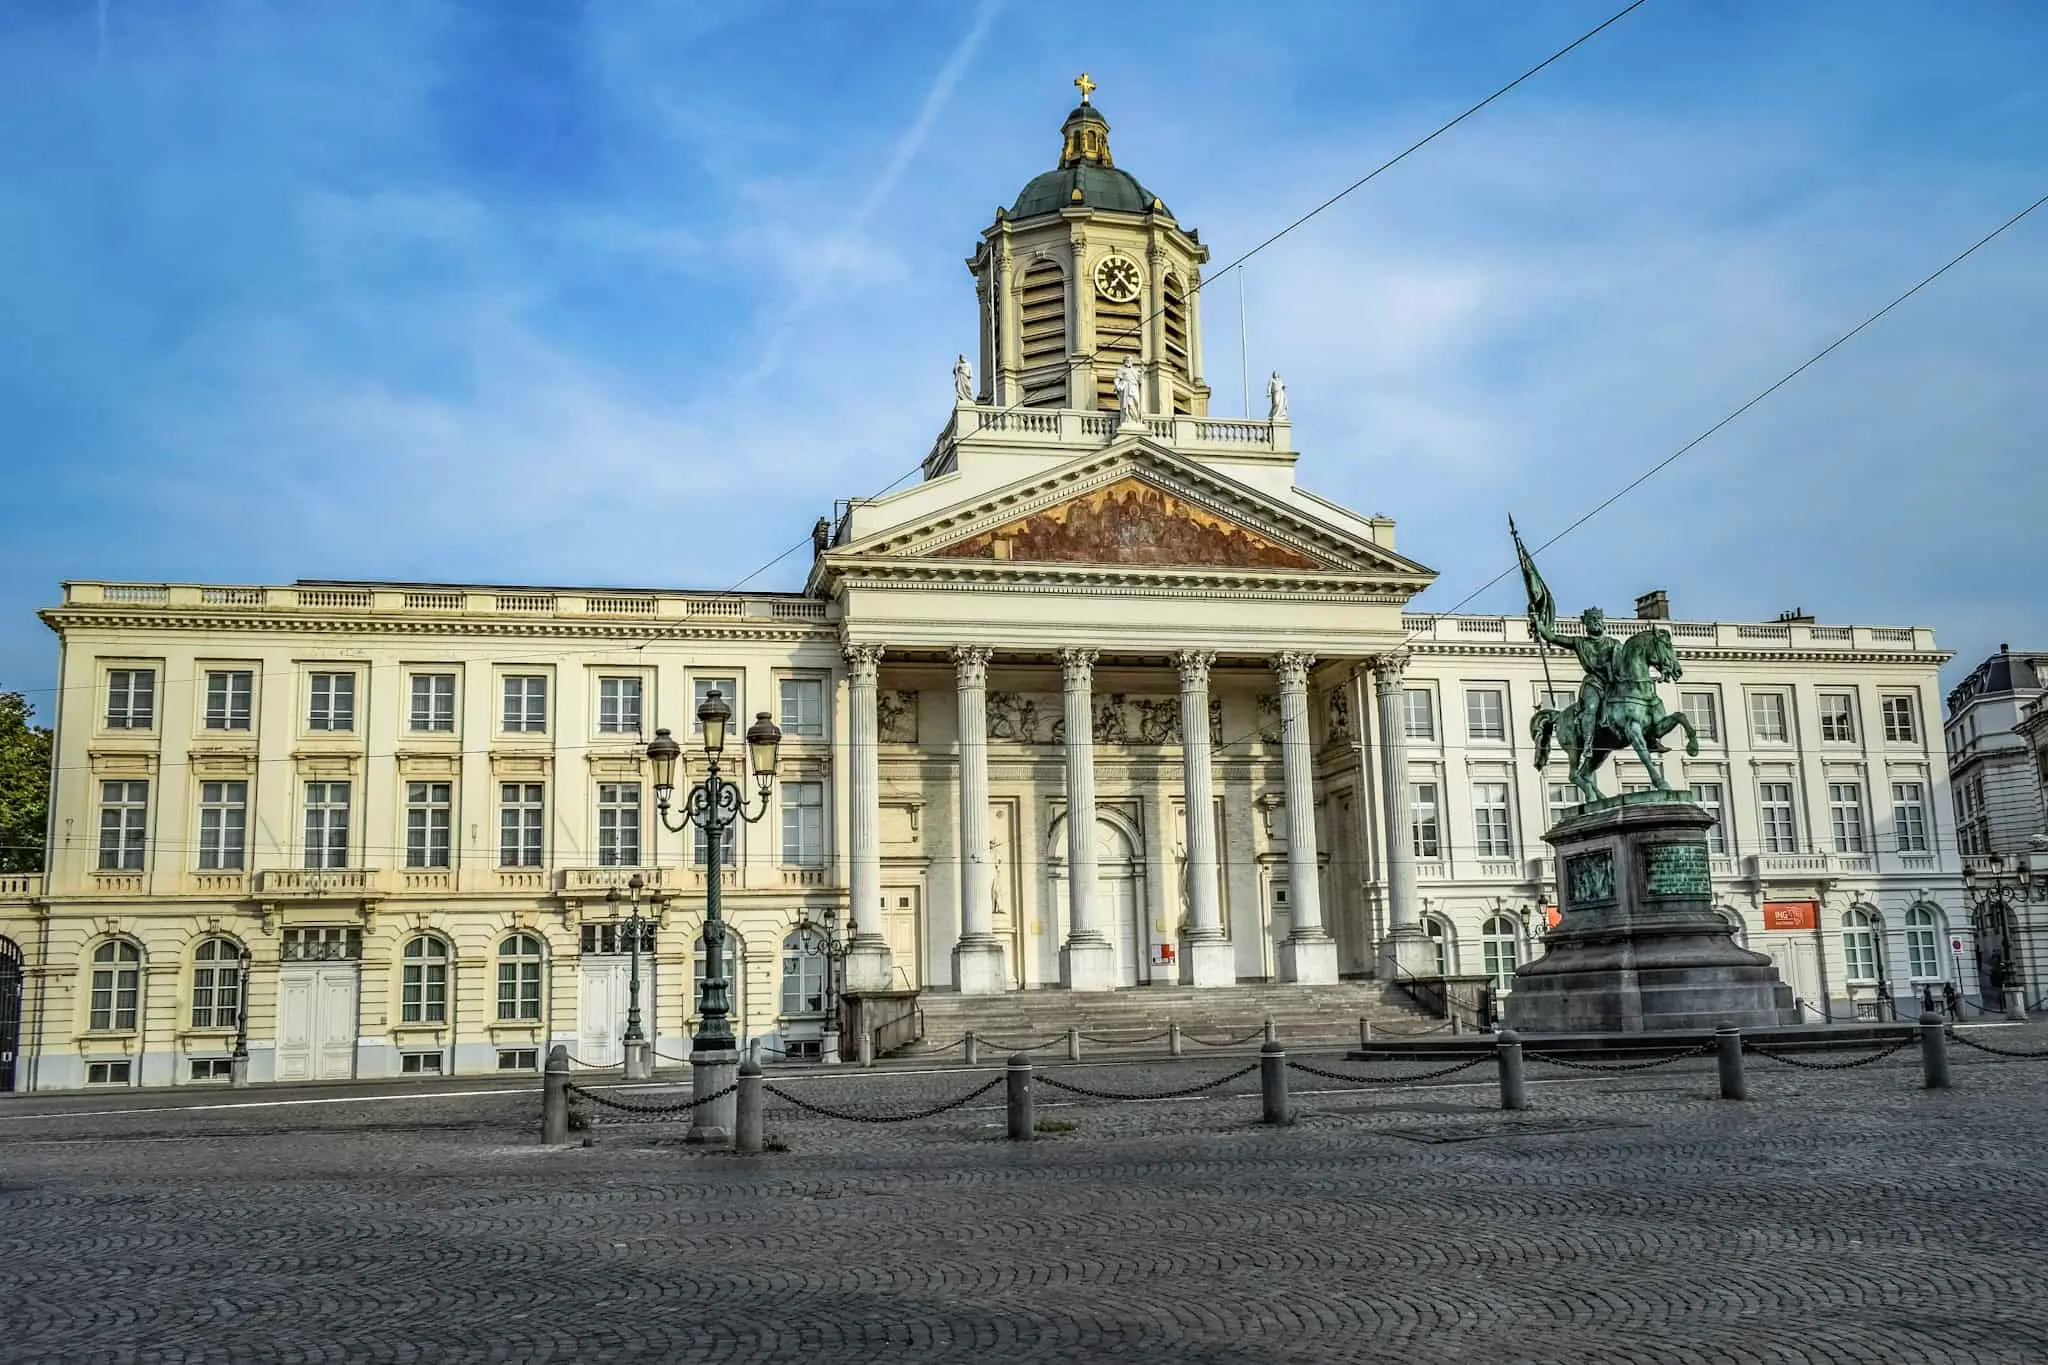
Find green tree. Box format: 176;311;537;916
0;691;53;874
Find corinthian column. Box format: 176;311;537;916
1372;650;1434;981
841;642;895;994
1059;649;1117;991
952;645;1007;994
1176;651;1233;987
1273;652;1338;984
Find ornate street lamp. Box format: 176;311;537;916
230;943;252;1089
791;903;856;1064
604;873;662;1081
1964;846;2047;1020
648;690;782;1141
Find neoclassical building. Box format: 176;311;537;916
0;90;1975;1090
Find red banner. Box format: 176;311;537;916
1763;901;1818;931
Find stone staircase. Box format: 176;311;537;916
894;981;1438;1059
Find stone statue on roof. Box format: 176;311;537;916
1267;371;1288;422
1114;356;1144;427
953;353;973;403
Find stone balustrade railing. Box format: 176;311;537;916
1397;614;1937;654
61;582;836;624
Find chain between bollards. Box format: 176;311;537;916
1260;1040;1289;1124
1716;1025;1746;1100
1007;1054;1034;1140
1920;1011;1952;1089
735;1059;764;1153
542;1044;571;1145
1496;1029;1527;1111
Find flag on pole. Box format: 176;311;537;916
1509;516;1554;638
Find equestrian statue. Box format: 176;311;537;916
1512;518;1699;805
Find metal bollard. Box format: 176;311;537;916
746;1038;762;1068
858;1027;875;1068
1496;1030;1528;1111
1007;1054;1034;1140
542;1044;570;1145
1359;1017;1371;1048
1263;1017;1277;1045
1450;1014;1463;1037
1168;1022;1183;1058
1260;1041;1289;1125
734;1059;764;1153
1067;1027;1082;1063
2005;988;2029;1024
964;1031;979;1067
1715;1026;1746;1101
1920;1011;1952;1090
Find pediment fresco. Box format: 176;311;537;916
931;477;1321;570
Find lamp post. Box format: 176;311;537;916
647;689;782;1142
230;943;252;1089
1965;848;2047;1020
604;873;661;1081
793;905;854;1065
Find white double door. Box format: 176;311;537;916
579;956;657;1066
1762;939;1825;1019
276;965;358;1081
1052;869;1143;986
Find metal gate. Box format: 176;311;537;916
0;937;23;1092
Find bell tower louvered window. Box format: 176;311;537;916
1163;270;1192;413
1018;260;1067;408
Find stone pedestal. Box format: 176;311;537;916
1277;935;1339;985
1177;935;1235;987
623;1038;652;1083
687;1046;739;1144
1507;794;1796;1033
953;938;1009;996
1060;938;1120;992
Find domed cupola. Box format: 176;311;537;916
967;76;1211;418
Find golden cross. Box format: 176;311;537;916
1074;72;1096;103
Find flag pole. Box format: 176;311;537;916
1511;516;1560;708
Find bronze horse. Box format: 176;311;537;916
1531;627;1699;803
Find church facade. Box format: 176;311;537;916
0;92;1973;1090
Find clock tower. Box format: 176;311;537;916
968;77;1212;418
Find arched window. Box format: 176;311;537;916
497;934;544;1022
1422;915;1454;977
781;928;827;1017
694;931;746;1022
1840;909;1880;985
1017;260;1068;408
401;936;450;1024
191;937;243;1029
1905;905;1944;981
1481;915;1519;993
89;940;142;1032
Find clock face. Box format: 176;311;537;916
1094;254;1142;303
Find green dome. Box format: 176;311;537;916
1011;164;1166;219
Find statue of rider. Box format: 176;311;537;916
1532;604;1626;753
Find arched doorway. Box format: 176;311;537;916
0;936;21;1092
1047;815;1147;986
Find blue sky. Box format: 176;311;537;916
3;0;2045;721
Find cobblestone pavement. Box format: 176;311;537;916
6;1025;2048;1364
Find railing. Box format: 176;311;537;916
91;873;145;894
1456;617;1507;635
201;587;264;605
495;594;556;612
584;595;657;615
190;872;249;895
686;598;745;617
843;989;922;1059
63;582;837;627
399;870;454;893
872;1007;925;1058
0;874;45;898
934;403;1288;461
1752;853;1830;877
1390;614;1937;652
403;591;466;611
495;869;549;891
1870;627;1915;643
781;868;830;887
256;868;377;896
559;866;680;893
104;585;169;604
297;588;372;609
770;600;827;620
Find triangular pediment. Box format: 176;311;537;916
933;475;1321;570
824;442;1435;587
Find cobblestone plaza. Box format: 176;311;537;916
6;1031;2048;1363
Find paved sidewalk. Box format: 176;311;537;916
4;1030;2048;1363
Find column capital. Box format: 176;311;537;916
1060;648;1098;685
843;641;885;682
953;644;994;686
1270;651;1316;690
1369;649;1411;693
1176;650;1216;688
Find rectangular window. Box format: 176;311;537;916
405;782;453;869
1891;782;1929;852
779;678;825;737
1828;782;1866;852
1472;781;1512;857
400;1052;444;1075
1881;694;1919;744
1401;689;1435;741
106;668;156;730
190;946;241;1029
694;677;739;733
189;1058;235;1082
1693;781;1728;854
197;781;247;870
89;947;140;1031
97;780;149;871
1539;688;1576;713
1681;690;1719;742
502;675;548;733
87;1061;132;1085
499;783;545;867
497;1048;538;1071
409;673;456;732
1546;780;1578;829
781;781;825;866
597;676;644;734
1749;692;1789;744
303;781;351;869
1758;782;1797;853
307;672;356;732
694;818;738;868
1465;688;1506;741
1409;782;1441;859
595;783;642;867
203;670;253;730
1819;693;1857;743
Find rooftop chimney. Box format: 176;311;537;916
1634;589;1669;621
1775;607;1815;625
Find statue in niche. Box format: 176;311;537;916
1114;356;1144;426
954;353;973;403
876;690;918;744
1267;370;1289;421
1327;687;1352;740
